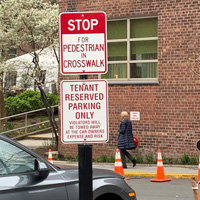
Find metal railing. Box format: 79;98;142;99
0;105;58;137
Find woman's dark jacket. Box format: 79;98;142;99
118;119;136;150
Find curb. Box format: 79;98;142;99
124;172;198;179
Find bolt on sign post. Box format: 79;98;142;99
59;12;108;200
59;12;107;75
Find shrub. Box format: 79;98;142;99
63;154;69;161
99;155;108;162
180;154;198;165
94;155;115;163
145;154;154;164
163;157;173;164
5;96;32;115
5;90;58;115
180;154;190;164
135;155;144;164
189;156;198;165
46;93;58;106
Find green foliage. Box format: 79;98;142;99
173;159;179;164
63;154;69;161
18;90;42;110
5;90;58;115
180;154;190;164
1;121;14;131
99;155;109;162
135;155;144;164
59;153;199;165
108;155;115;163
145;154;154;164
63;154;79;162
5;92;16;97
5;121;14;130
94;155;115;163
189;156;198;165
5;97;31;115
46;93;59;108
53;154;59;161
180;154;198;165
163;157;173;164
180;154;194;164
72;155;79;162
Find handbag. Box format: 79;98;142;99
133;136;139;147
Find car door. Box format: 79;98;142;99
0;138;69;200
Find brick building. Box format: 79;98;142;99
58;0;200;161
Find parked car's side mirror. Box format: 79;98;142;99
34;159;50;179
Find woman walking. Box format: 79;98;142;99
118;111;137;169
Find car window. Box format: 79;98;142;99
0;139;35;175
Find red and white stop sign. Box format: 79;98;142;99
59;12;107;75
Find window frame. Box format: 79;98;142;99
100;16;159;85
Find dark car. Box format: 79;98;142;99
0;134;137;200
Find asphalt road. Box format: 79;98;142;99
128;177;198;200
53;161;199;199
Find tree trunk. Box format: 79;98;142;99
0;89;6;127
32;52;58;145
38;84;58;145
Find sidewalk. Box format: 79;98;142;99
18;133;53;149
53;160;199;179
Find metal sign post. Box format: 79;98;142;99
78;144;92;200
78;76;92;200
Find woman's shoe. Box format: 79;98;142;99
132;159;137;167
123;165;127;169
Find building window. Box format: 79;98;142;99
102;17;158;83
1;49;17;59
4;71;17;93
8;49;17;59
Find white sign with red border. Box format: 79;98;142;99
59;12;107;75
130;111;140;121
60;80;109;144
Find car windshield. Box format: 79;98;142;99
0;139;35;175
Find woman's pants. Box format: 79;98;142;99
120;149;134;168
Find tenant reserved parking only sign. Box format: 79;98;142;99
59;12;107;75
60;80;109;144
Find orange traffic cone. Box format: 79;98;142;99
198;154;200;183
48;148;53;164
114;149;125;177
151;149;171;182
